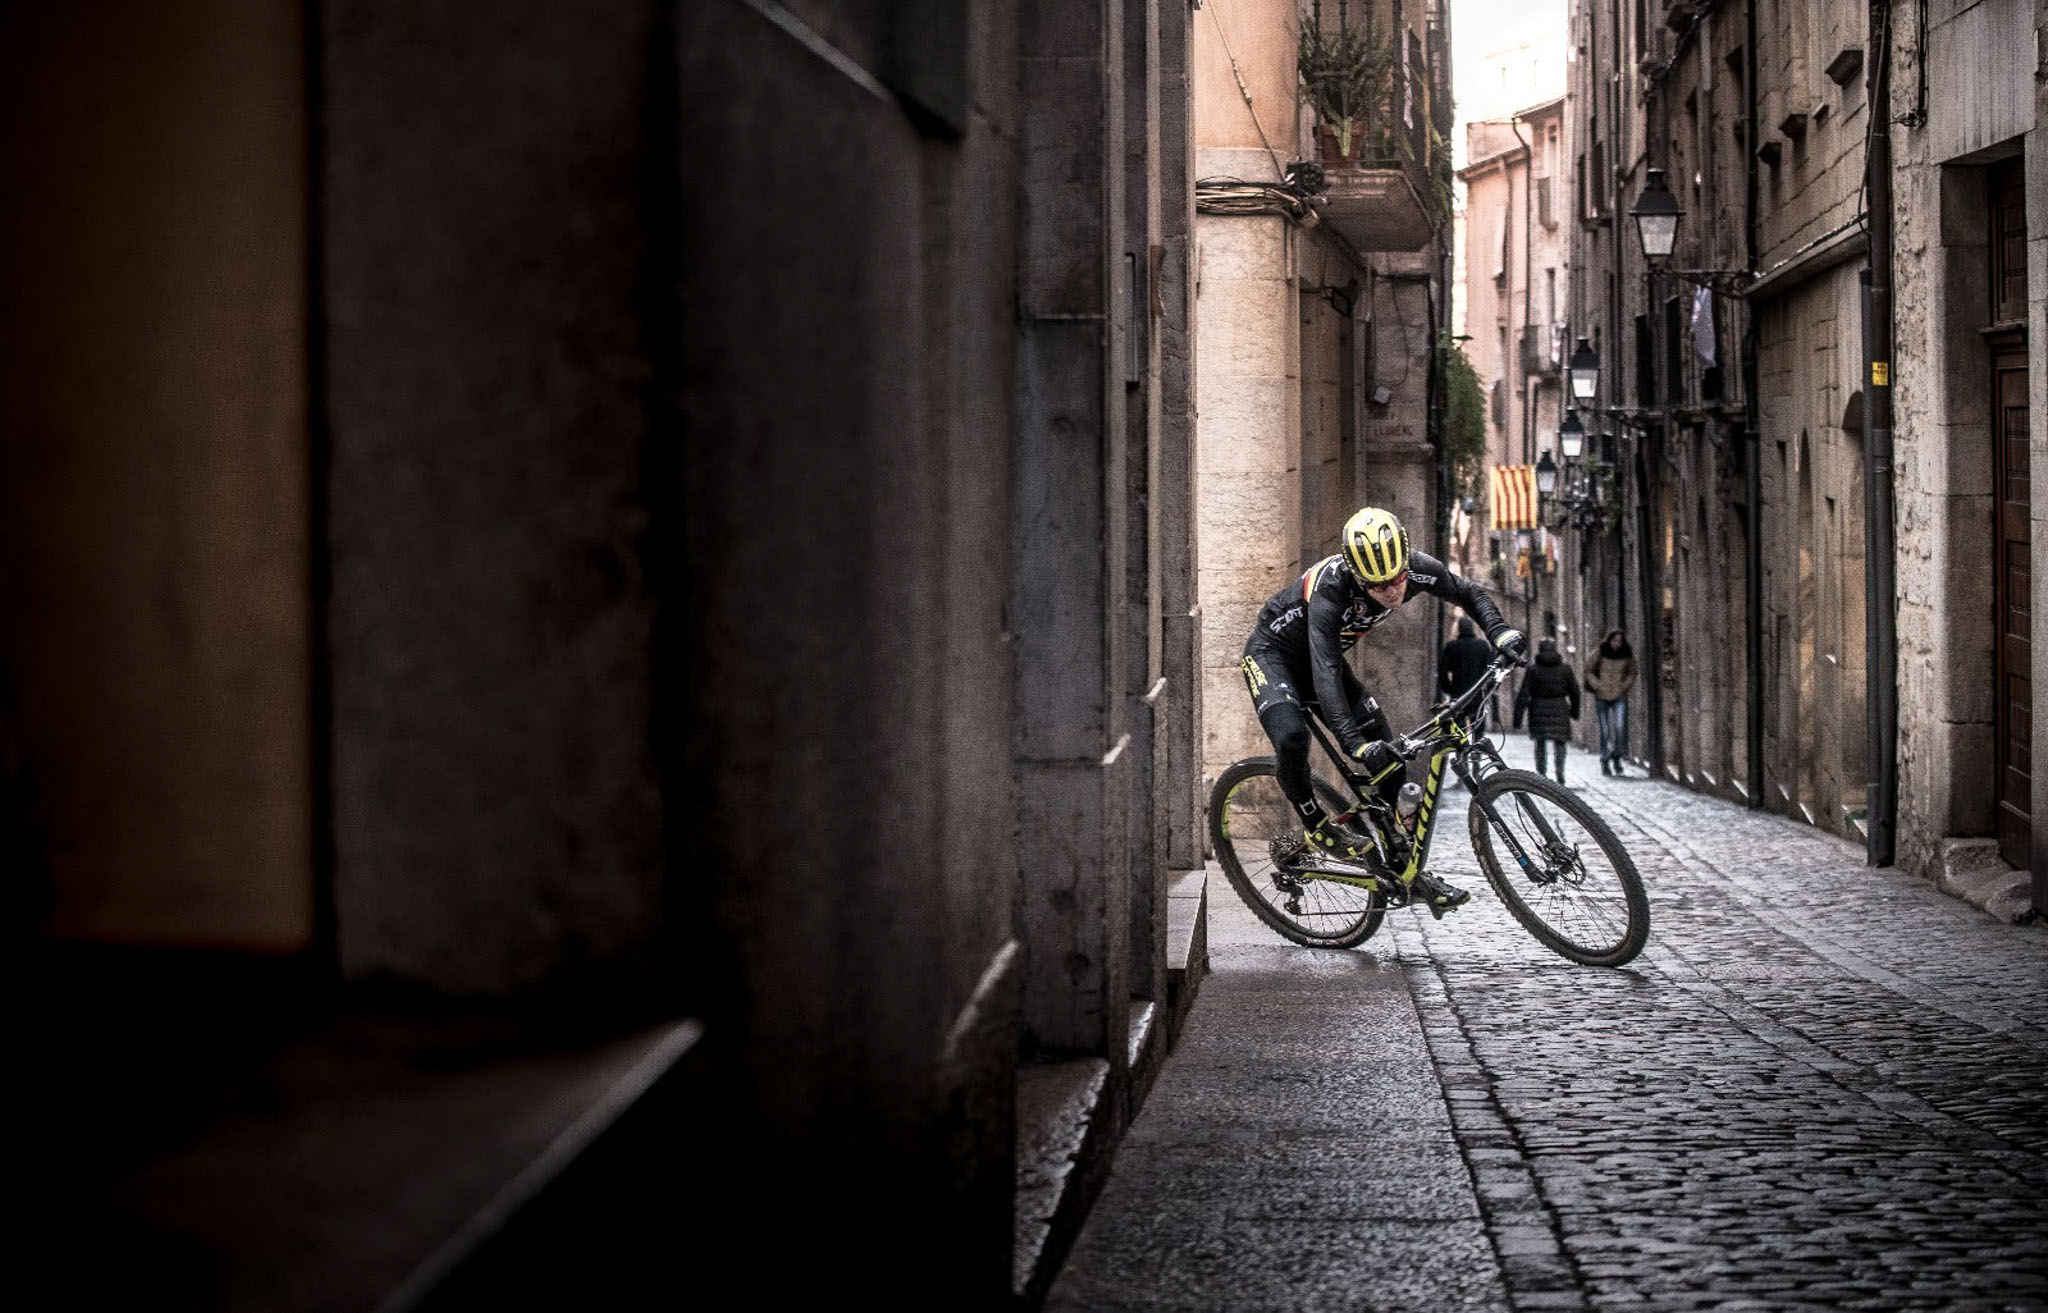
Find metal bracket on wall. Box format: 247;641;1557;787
1659;268;1758;297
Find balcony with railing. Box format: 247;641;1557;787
1520;323;1560;378
1300;17;1442;252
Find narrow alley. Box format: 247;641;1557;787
1052;744;2048;1311
15;3;2048;1303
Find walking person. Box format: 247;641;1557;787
1513;637;1581;785
1438;616;1494;701
1439;616;1499;774
1585;628;1637;776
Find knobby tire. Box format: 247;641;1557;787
1208;757;1386;949
1466;768;1649;967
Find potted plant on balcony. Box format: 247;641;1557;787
1298;22;1391;167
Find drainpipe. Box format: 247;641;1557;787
1640;85;1667;775
1430;271;1450;684
1638;354;1664;775
1511;116;1535;464
1433;3;1455;680
1604;0;1622;645
1605;0;1632;744
1743;0;1764;806
1862;0;1899;864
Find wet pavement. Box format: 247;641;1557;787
1048;740;2048;1311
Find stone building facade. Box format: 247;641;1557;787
1558;0;2046;913
1886;0;2044;899
1194;0;1456;782
1459;99;1575;649
3;1;1209;1303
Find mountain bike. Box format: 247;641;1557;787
1207;652;1650;967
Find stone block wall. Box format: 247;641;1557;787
1752;268;1869;830
324;0;668;997
1753;2;1867;261
1359;252;1446;740
2030;14;2048;911
1197;213;1303;777
1889;1;2038;883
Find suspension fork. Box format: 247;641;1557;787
1457;744;1556;878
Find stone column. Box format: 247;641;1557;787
1016;0;1131;1059
1156;0;1203;872
1123;0;1165;1008
1191;0;1298;789
1196;211;1301;782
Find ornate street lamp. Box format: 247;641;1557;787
1559;410;1585;461
1535;450;1559;496
1568;337;1600;403
1630;166;1684;263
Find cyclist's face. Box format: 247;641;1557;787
1367;579;1406;608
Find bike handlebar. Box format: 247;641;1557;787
1429;651;1524;735
1339;652;1524;777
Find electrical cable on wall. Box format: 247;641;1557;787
1205;0;1289;182
1195;176;1310;217
1195;163;1323;219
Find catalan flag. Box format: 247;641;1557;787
1490;464;1538;531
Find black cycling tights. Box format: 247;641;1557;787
1257;696;1397;815
1257;700;1320;812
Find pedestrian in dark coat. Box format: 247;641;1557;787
1439;616;1494;700
1513;637;1581;784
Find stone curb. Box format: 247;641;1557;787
1399;926;1592;1313
1934;838;2038;924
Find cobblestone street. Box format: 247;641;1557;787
1051;743;2048;1311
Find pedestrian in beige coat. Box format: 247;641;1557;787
1586;629;1637;776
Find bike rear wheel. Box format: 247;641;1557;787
1466;768;1649;966
1208;757;1385;948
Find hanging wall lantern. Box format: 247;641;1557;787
1559;409;1585;460
1568;337;1600;403
1630;166;1684;262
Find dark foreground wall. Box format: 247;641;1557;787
0;0;314;952
7;1;1197;1303
322;1;670;998
671;0;1025;1285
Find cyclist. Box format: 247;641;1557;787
1239;506;1523;912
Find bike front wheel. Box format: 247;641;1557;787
1466;769;1649;966
1208;757;1385;949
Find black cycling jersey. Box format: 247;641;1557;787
1244;549;1508;754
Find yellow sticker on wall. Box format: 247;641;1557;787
1871;361;1889;386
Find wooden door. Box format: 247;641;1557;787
1992;340;2031;870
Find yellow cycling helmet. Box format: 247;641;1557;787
1341;506;1410;584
